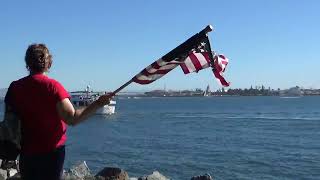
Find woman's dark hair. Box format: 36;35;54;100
25;44;52;73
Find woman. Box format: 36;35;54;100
4;44;112;180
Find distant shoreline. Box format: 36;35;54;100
117;94;320;98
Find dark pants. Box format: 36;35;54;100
19;145;65;180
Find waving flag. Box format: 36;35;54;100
212;54;230;87
132;26;214;85
112;25;231;96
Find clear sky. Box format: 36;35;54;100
1;0;319;92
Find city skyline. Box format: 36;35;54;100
0;84;316;97
1;1;320;92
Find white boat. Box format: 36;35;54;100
70;86;116;115
203;85;211;97
279;86;303;97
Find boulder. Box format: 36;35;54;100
191;173;213;180
0;169;7;180
83;176;96;180
71;161;91;178
95;167;129;180
62;172;78;180
63;172;95;180
0;160;18;170
0;159;2;167
138;171;169;180
8;168;18;177
63;161;93;180
7;173;21;180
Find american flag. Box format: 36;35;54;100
131;25;230;87
132;35;213;84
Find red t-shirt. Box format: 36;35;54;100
5;74;70;154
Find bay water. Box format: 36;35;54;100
1;96;320;179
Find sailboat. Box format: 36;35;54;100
203;85;211;97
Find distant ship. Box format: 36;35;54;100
70;86;116;115
279;86;303;97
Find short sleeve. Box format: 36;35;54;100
52;81;70;103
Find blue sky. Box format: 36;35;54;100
0;0;319;92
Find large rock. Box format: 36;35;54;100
191;173;213;180
138;171;169;180
0;169;7;180
63;161;93;180
8;168;18;177
62;170;78;180
0;160;20;180
0;160;18;170
63;172;95;180
71;161;91;178
95;167;129;180
7;173;21;180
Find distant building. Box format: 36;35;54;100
144;90;166;97
303;88;320;95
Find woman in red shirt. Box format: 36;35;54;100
5;44;112;180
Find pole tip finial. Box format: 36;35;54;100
205;25;213;33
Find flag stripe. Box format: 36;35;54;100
141;69;170;76
150;61;161;69
213;71;230;86
189;53;203;72
180;61;191;74
133;73;165;84
180;52;212;74
182;56;196;74
202;52;211;64
212;54;230;87
141;64;178;76
133;78;156;85
194;53;207;67
133;59;180;84
140;58;181;75
135;73;165;81
194;52;210;68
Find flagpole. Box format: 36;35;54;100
161;25;213;62
111;79;134;95
110;25;214;96
204;25;213;33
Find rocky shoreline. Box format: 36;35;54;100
0;160;212;180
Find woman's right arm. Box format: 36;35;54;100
56;94;112;126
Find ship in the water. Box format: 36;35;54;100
70;86;116;114
279;86;303;97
